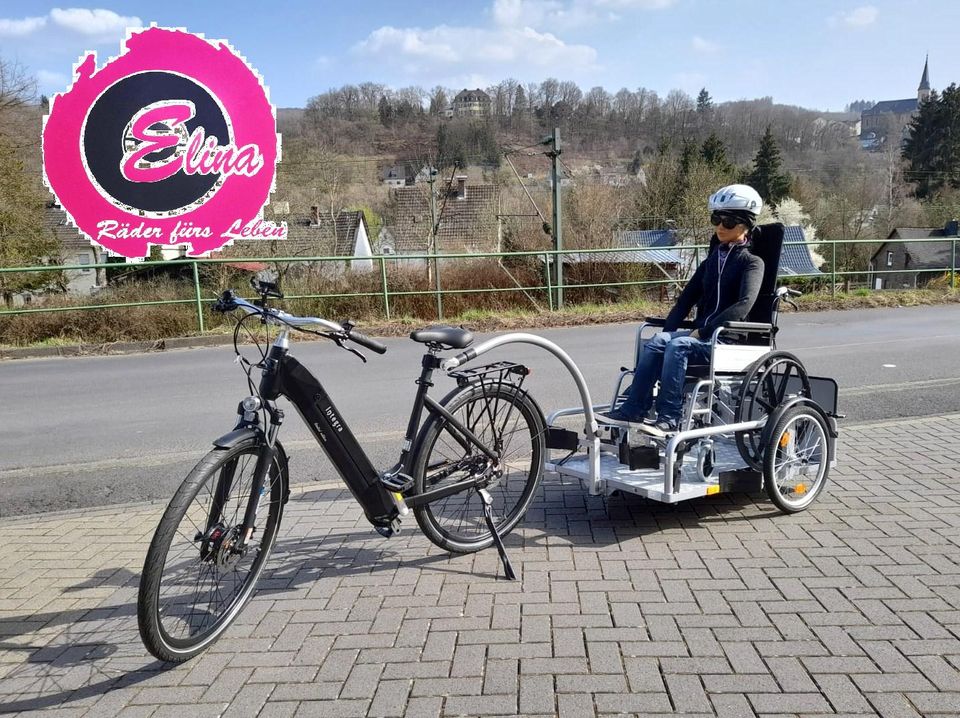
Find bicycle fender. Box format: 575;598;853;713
212;428;291;505
213;426;262;448
767;396;837;438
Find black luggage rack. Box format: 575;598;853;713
448;361;530;389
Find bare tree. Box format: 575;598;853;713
584;86;612;117
558;80;582;108
428;86;448;115
0;58;35;117
539;78;559;109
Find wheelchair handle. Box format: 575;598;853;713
643;316;697;329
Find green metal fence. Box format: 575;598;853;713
0;237;956;333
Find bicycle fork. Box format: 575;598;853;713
202;418;281;561
239;417;283;547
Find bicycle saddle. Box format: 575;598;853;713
409;326;474;349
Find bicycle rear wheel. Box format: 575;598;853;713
137;438;286;662
412;382;545;553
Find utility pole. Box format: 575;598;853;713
426;167;442;318
543;128;563;308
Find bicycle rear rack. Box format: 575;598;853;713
448;360;530;388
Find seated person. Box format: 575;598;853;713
603;184;765;437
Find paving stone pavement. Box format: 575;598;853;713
2;414;960;717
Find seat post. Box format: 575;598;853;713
395;351;442;469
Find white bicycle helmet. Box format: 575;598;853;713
708;184;763;217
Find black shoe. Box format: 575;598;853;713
638;418;679;438
599;409;645;426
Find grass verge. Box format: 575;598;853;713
1;281;958;353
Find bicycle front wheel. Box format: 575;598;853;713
412;382;546;553
138;438;286;663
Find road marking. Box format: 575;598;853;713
0;430;406;479
794;332;960;351
841;376;960;396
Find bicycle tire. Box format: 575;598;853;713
137;438;286;662
412;381;546;554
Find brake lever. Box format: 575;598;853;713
333;336;367;363
785;298;799;311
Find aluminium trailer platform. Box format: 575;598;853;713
440;332;768;504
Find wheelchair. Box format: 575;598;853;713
544;223;841;513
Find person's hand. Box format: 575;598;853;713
689;329;700;339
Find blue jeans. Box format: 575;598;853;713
617;331;712;423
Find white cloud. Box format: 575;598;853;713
592;0;674;7
828;5;878;28
50;8;141;37
691;35;718;53
354;23;598;74
493;0;561;26
0;8;140;41
491;0;673;29
0;16;47;36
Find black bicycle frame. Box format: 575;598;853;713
239;343;497;533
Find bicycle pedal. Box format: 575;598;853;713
380;472;414;493
374;519;402;538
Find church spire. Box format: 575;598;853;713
918;55;931;102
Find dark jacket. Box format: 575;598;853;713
664;240;764;338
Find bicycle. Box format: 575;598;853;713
137;278;546;663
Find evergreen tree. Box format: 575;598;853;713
700;132;732;173
377;95;393;126
696;88;713;115
513;84;526;114
748;126;791;206
679;139;698;176
903;84;960;198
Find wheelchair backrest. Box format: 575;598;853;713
706;221;785;325
746;222;785;325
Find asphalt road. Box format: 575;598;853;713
2;304;959;516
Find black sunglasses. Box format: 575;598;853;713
710;212;742;230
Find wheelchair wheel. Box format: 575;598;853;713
735;352;810;471
763;405;829;513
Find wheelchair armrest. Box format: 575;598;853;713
644;316;697;329
721;321;773;332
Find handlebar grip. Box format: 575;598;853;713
349;330;387;354
213;290;238;313
787;289;802;297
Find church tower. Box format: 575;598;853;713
918;55;932;102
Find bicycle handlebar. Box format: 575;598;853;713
214;290;387;353
346;329;387;354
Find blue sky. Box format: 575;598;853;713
1;1;957;111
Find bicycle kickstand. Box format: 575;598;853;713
478;488;517;581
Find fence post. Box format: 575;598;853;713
192;261;205;333
379;256;391;319
434;254;443;320
831;241;837;298
544;252;554;311
952;238;957;291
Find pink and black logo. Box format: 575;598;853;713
43;26;286;259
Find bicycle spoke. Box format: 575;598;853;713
151;444;280;650
418;386;541;545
